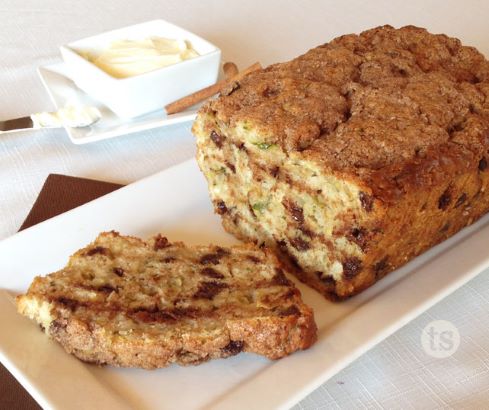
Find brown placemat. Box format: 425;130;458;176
20;174;123;231
1;174;123;410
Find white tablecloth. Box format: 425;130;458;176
1;0;489;408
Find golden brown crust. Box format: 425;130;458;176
193;25;489;299
206;25;489;195
16;232;317;368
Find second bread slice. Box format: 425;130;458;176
17;231;317;368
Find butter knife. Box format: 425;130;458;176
0;106;101;133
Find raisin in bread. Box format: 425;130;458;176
193;25;489;299
16;231;316;368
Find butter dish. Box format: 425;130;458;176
60;20;221;118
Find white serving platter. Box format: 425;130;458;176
38;63;199;144
0;159;488;409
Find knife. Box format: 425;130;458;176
0;106;101;133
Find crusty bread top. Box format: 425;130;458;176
203;25;489;200
17;232;316;366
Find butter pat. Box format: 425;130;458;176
31;105;101;128
88;37;199;78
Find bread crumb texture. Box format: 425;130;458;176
16;231;317;368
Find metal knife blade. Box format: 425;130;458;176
0;116;35;132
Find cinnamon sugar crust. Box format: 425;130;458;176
210;25;489;193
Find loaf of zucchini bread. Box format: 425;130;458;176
17;232;316;368
193;25;489;299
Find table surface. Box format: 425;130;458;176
2;0;489;408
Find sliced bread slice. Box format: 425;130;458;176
17;231;317;368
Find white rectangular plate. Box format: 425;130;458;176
38;63;198;144
1;159;488;410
